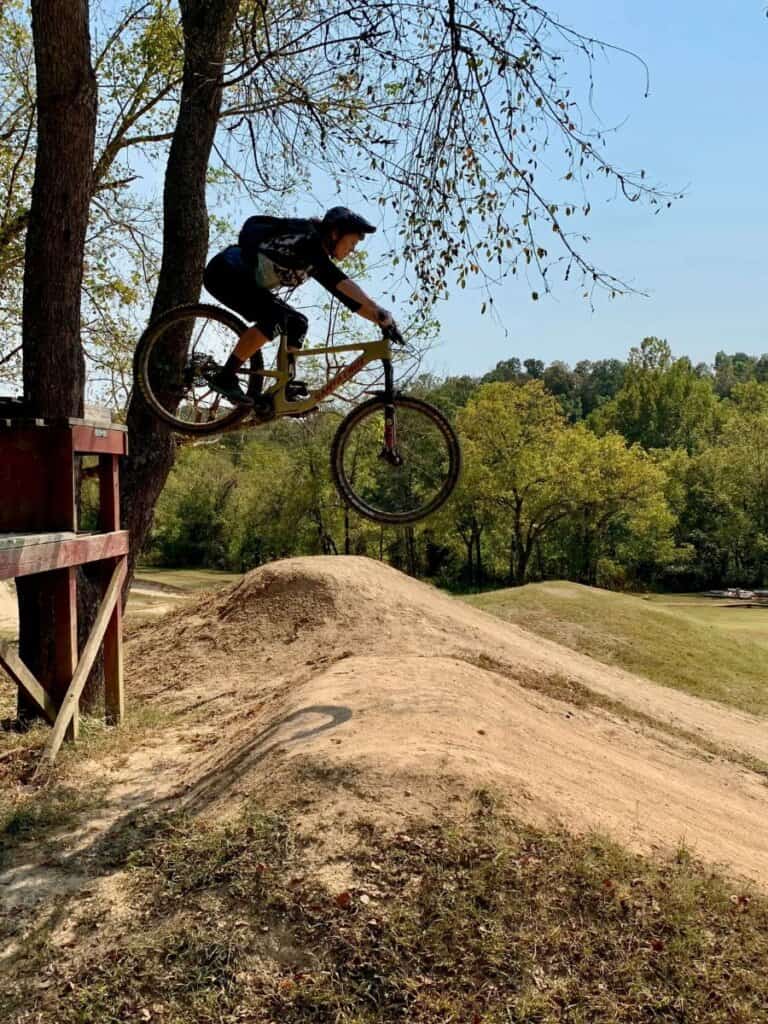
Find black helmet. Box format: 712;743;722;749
322;206;376;235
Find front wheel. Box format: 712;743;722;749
330;396;461;524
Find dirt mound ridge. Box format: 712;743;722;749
125;556;768;888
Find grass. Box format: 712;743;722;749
133;566;244;593
0;702;175;872
3;800;768;1024
465;581;768;716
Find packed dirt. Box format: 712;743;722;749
0;581;15;636
123;556;768;888
3;555;768;941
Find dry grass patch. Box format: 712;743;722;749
4;800;768;1024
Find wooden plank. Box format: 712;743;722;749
52;567;79;741
0;428;72;532
98;455;120;531
0;642;57;723
39;558;126;767
71;424;128;455
103;557;125;725
0;530;129;580
0;532;77;550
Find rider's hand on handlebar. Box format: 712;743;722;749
383;322;405;346
376;308;404;345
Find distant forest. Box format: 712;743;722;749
145;339;768;592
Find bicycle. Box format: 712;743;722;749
133;303;461;525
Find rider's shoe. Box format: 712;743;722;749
285;380;309;402
205;369;254;407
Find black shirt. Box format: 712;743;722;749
239;216;358;310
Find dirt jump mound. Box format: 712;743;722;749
126;556;768;889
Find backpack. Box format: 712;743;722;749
238;215;316;264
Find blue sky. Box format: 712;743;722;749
309;2;768;378
436;1;768;376
111;1;766;382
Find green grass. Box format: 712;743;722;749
4;800;767;1024
133;566;244;592
464;582;768;716
643;592;768;648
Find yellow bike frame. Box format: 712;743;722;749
251;332;394;418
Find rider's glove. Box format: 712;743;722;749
384;322;405;346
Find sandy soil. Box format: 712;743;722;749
3;555;768;947
124;556;768;888
0;581;15;636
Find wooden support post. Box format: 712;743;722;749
103;557;125;725
51;566;78;741
0;642;57;722
39;558;126;768
99;454;124;725
98;454;120;531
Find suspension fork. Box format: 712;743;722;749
381;359;402;463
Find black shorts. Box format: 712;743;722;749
203;246;308;347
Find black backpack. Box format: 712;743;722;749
238;215;315;263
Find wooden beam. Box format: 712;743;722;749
103;556;125;726
52;566;78;741
0;530;129;580
98;455;120;531
71;424;128;455
0;642;57;723
39;558;126;767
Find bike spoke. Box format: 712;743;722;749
335;398;459;522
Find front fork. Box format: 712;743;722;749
381;359;403;466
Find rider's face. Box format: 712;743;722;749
332;232;364;260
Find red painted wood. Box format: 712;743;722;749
98;455;120;531
71;424;128;456
0;530;129;579
52;566;79;740
0;427;75;531
103;555;126;725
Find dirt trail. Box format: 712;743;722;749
124;556;768;888
3;555;768;940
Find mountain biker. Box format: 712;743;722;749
202;207;403;406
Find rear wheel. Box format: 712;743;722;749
133;303;264;435
330;396;461;524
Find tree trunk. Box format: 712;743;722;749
121;0;239;582
405;526;417;576
17;0;97;720
473;522;483;589
22;0;94;416
463;537;474;587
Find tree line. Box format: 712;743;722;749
2;0;680;711
146;337;768;592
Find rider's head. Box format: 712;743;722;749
321;207;376;260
